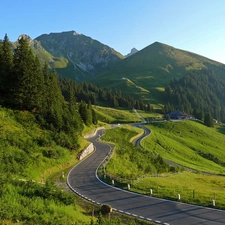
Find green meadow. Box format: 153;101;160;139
94;106;142;123
100;119;225;209
142;121;225;175
132;171;225;209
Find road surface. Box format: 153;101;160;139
67;128;225;225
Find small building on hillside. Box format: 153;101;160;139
164;111;192;120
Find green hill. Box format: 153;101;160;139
90;42;225;104
142;120;225;174
100;119;225;208
10;33;225;112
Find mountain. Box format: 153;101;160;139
35;31;124;80
89;42;225;104
12;34;68;69
10;32;225;108
125;47;138;57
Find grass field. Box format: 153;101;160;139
99;120;225;209
141;121;225;175
94;106;143;123
132;171;225;209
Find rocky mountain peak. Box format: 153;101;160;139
18;34;32;42
126;47;138;57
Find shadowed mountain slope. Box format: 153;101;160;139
89;42;225;103
35;31;124;80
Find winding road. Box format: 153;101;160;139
67;127;225;225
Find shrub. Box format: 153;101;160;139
100;204;112;215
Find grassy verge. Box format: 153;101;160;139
131;171;225;209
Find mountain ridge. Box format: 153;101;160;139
9;31;225;106
89;41;225;104
34;30;124;80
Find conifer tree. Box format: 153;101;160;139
0;34;13;104
32;56;44;111
43;66;64;129
86;101;93;126
79;101;88;124
68;84;76;112
78;101;93;126
65;83;83;133
12;37;44;111
92;108;98;125
204;112;214;127
147;103;151;112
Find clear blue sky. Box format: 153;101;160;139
1;0;225;63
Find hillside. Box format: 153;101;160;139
0;108;89;224
143;120;225;174
7;32;225;118
35;31;124;80
11;34;68;69
90;42;225;104
100;120;225;208
0;107;154;224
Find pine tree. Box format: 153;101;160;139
79;101;88;125
32;56;44;111
111;96;119;108
92;108;98;125
204;112;214;127
147;103;151;112
86;101;93;126
12;37;44;111
43;68;64;130
0;34;13;104
78;101;93;126
68;84;76;113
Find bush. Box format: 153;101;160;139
100;204;112;215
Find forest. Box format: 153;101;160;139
0;34;151;127
164;69;225;123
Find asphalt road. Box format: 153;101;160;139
67;128;225;225
133;124;151;146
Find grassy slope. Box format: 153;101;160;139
100;125;144;179
100;118;225;209
133;171;225;208
142;120;225;174
0;109;88;180
0;108;95;224
0;108;154;225
90;42;225;104
94;106;143;123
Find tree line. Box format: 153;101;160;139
164;69;225;125
60;78;152;111
0;34;100;149
0;34;152;131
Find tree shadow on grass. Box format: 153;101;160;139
216;125;225;135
